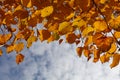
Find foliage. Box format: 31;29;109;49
0;0;120;68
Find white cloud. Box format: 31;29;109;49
0;41;120;80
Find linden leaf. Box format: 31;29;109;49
114;31;120;39
100;54;106;64
65;12;74;20
108;43;117;54
84;49;90;58
0;33;12;45
66;33;77;44
16;53;24;64
27;0;32;8
109;16;120;31
76;47;83;57
0;49;2;56
27;35;37;48
93;20;107;32
82;26;94;37
72;17;86;28
93;49;100;62
6;45;15;53
110;53;120;68
15;42;24;53
58;21;73;35
41;6;54;17
85;36;93;47
39;30;51;41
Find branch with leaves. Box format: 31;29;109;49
0;0;120;68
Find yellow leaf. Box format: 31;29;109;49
66;33;77;44
93;20;107;32
93;49;100;62
72;17;86;28
27;0;32;8
39;30;51;41
84;49;90;57
114;31;120;39
27;36;37;48
16;53;24;64
6;45;15;53
109;16;120;31
15;42;24;53
65;12;74;20
108;43;117;54
0;33;12;45
100;0;106;4
58;21;73;34
110;53;120;68
85;36;93;47
82;26;94;37
100;54;106;63
41;6;54;17
76;47;83;57
0;49;2;56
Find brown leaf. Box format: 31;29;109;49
16;53;24;64
76;47;83;57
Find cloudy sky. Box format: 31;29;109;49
0;40;120;80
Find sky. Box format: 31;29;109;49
0;40;120;80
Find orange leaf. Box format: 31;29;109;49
110;53;120;68
100;54;106;64
0;49;2;56
93;49;100;62
15;42;24;53
76;47;83;57
6;45;15;53
39;30;51;41
27;35;37;48
66;33;77;44
16;53;24;64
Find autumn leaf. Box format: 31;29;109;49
0;49;2;56
58;21;73;35
27;35;37;48
16;53;24;64
14;42;24;53
93;20;107;32
82;26;94;37
85;36;93;47
100;54;106;64
108;43;117;54
93;49;100;62
66;32;77;44
114;31;120;39
39;29;51;41
76;47;83;57
110;53;120;68
41;6;54;17
6;45;15;53
72;17;86;28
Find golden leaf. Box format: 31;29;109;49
39;30;51;41
84;49;90;57
0;49;2;56
58;21;73;35
76;47;83;57
93;20;107;32
110;53;120;68
6;45;15;53
108;43;117;54
85;36;93;47
93;49;100;62
66;33;77;44
15;42;24;53
27;0;32;8
65;12;74;20
27;36;37;48
114;31;120;39
16;53;24;64
72;17;86;28
41;6;54;17
100;54;106;63
82;26;94;37
0;33;12;45
109;16;120;31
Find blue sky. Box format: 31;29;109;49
0;40;120;80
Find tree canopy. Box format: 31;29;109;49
0;0;120;68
